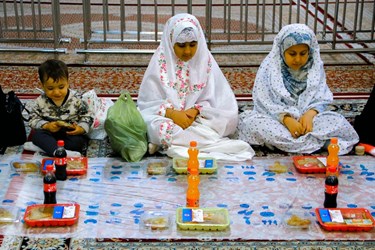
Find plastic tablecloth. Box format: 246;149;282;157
0;154;374;240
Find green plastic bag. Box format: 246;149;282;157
104;92;147;162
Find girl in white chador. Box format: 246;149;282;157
238;24;358;155
137;13;254;161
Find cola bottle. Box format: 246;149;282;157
324;166;338;208
44;164;57;204
54;140;67;181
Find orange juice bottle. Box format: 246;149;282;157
187;141;199;174
186;168;200;207
326;138;340;176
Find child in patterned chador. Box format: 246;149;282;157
26;59;94;156
238;24;358;154
137;13;254;161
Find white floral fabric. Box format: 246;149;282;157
137;13;254;161
238;24;359;154
82;89;114;139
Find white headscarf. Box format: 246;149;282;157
253;23;333;119
158;13;211;92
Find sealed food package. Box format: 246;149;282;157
292;156;326;174
11;160;40;173
24;203;80;227
173;158;217;174
41;157;88;175
176;207;230;231
315;207;375;231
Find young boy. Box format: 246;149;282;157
26;59;94;156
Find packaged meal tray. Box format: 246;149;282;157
0;205;20;223
24;203;80;227
139;210;172;232
146;158;171;175
176;207;230;231
173;157;217;174
315;207;375;232
282;209;312;229
292;156;327;174
41;157;88;175
10;159;41;173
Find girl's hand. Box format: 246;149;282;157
283;116;304;138
165;109;192;129
185;108;199;123
299;109;318;134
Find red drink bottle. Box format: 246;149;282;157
54;140;67;181
44;164;57;204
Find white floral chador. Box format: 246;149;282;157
238;24;358;154
137;13;254;161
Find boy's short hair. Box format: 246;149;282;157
38;59;69;84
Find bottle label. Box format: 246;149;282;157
55;158;67;166
44;183;57;192
186;198;199;208
325;184;338;194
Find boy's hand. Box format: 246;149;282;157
42;121;61;133
66;124;85;135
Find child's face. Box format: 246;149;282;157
42;77;69;104
173;41;198;62
283;44;309;71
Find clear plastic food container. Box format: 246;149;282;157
139;210;172;233
11;160;40;173
282;209;313;229
0;205;20;223
146;158;171;175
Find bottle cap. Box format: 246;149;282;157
330;138;338;144
46;165;54;171
57;140;65;147
190;141;197;147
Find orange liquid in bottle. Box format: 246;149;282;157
187;141;199;174
326;138;340;176
186;168;200;207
